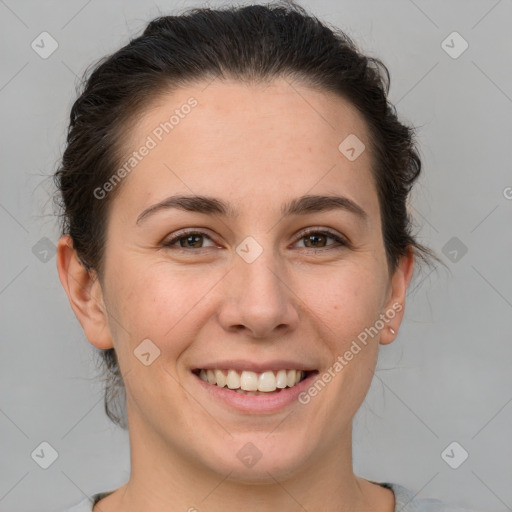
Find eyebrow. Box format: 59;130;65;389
135;193;368;225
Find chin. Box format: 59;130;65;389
197;432;314;483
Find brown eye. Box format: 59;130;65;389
179;234;204;248
163;231;217;249
295;230;348;250
303;233;329;248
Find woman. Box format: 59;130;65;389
55;2;469;511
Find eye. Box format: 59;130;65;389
162;228;349;252
294;229;348;250
162;230;217;249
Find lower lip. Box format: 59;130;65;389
192;372;318;414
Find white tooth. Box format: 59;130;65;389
276;369;288;388
206;369;216;384
240;371;259;391
227;369;241;389
295;370;303;385
258;371;277;392
199;369;208;382
286;370;296;387
215;369;227;387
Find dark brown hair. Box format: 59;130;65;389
54;1;436;429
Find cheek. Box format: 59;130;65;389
301;263;388;343
104;263;213;413
107;259;218;358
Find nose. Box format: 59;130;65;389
216;249;300;340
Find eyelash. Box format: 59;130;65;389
162;227;350;252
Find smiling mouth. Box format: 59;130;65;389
192;368;316;395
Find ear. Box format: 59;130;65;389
379;247;415;345
56;234;114;350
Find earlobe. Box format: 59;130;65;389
380;247;415;345
56;234;114;350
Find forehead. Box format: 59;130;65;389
113;77;378;221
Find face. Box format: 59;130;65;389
59;77;412;483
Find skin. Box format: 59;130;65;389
57;77;414;512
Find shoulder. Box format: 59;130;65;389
59;491;113;512
382;482;479;512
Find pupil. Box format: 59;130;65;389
181;235;202;248
306;234;325;247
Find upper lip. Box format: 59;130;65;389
192;360;318;373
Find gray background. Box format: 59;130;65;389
1;0;511;510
